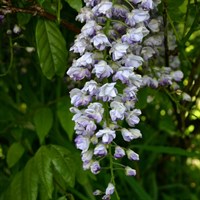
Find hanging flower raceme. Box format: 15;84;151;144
67;0;183;199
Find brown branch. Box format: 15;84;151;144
0;4;80;33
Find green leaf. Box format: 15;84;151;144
57;197;66;200
36;0;45;5
65;0;82;12
35;19;67;79
34;146;54;199
34;107;53;144
49;145;76;187
22;159;39;200
57;97;74;140
17;13;31;25
7;142;25;168
123;176;153;200
6;172;24;200
134;145;200;157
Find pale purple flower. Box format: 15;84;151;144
81;20;102;37
76;7;94;23
75;115;97;135
113;23;127;35
159;75;172;86
144;35;163;46
93;190;102;196
92;1;113;18
91;33;111;50
96;128;116;144
112;4;129;19
125;166;136;176
85;102;104;123
109;101;126;121
141;47;156;60
90;161;101;174
75;135;90;152
72;52;94;67
126;149;139;160
84;0;100;7
122;85;138;101
126;9;150;25
105;183;115;195
122;27;144;44
70;35;89;55
170;56;180;69
99;83;117;101
148;19;160;32
82;80;99;96
67;66;91;81
142;76;158;88
81;150;93;163
110;42;129;61
83;160;92;170
102;195;110;200
124;54;143;68
126;109;141;127
129;73;143;88
113;67;133;84
114;146;125;158
171;70;183;82
141;0;153;9
94;144;108;156
70;88;91;107
92;60;113;79
121;128;142;142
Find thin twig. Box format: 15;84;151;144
0;4;80;33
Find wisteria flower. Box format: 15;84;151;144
90;161;101;174
91;33;111;50
92;1;113;18
70;88;91;107
75;135;90;152
67;66;91;81
109;101;127;121
96;128;116;144
81;20;102;37
123;54;143;68
114;146;125;158
126;109;141;126
94;143;108;156
126;149;139;160
92;60;113;79
98;83;117;101
82;80;99;96
121;128;142;142
76;7;94;22
125;166;136;176
110;41;129;61
85;102;104;123
81;150;93;163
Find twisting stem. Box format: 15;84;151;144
0;3;80;33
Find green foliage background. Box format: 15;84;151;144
0;0;200;200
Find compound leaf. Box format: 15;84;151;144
35;19;67;79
